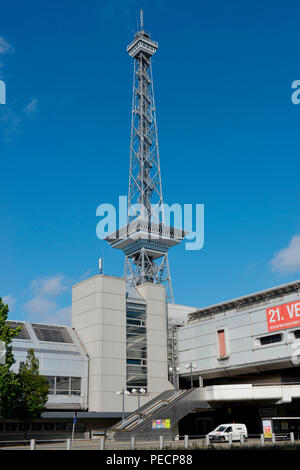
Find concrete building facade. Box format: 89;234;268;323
72;275;171;413
4;277;300;439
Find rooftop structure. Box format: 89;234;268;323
9;321;89;411
188;279;300;323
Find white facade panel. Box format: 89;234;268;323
178;284;300;379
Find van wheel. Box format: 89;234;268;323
221;436;225;441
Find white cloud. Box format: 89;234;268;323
0;106;22;133
23;298;70;325
0;37;13;55
23;274;71;325
79;269;92;280
24;296;56;316
271;235;300;273
2;294;16;312
0;97;40;141
31;274;68;297
23;98;39;116
49;306;71;325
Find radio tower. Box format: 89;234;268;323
106;10;185;302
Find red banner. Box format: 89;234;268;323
266;300;300;332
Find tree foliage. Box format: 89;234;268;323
0;298;49;427
0;297;22;418
15;348;49;425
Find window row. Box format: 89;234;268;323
8;322;73;344
126;308;147;391
0;421;85;432
44;376;81;395
216;328;300;360
257;329;300;346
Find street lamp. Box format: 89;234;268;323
131;387;146;410
185;363;196;388
169;366;181;395
116;388;130;423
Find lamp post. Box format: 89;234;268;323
185;363;196;389
131;388;146;409
169;366;181;395
116;388;130;423
132;388;146;421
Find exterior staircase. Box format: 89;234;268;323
108;388;210;440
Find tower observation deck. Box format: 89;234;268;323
106;10;185;302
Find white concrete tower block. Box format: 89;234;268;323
72;275;127;412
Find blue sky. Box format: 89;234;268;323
1;0;300;324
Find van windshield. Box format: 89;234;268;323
215;426;227;432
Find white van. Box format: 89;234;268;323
208;423;248;442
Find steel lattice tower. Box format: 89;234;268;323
106;10;185;302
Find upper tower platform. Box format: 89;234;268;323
127;32;158;59
127;10;158;58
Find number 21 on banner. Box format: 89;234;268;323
268;308;281;323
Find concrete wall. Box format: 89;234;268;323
177;290;300;379
72;276;172;413
72;275;127;413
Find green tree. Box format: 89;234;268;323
15;348;49;438
0;297;21;418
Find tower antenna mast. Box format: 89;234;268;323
140;8;144;30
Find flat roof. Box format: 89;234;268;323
188;279;300;323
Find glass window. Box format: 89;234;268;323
44;422;55;431
281;373;300;383
0;423;4;432
215;426;227;432
294;330;300;339
260;334;282;345
66;422;85;431
55;422;67;431
127;310;146;320
45;376;55;394
126;307;147;390
127;365;147;374
6;423;17;432
225;427;233;433
32;325;73;343
8;322;30;340
127;325;146;335
217;329;227;358
127;319;144;326
127;376;147;386
70;377;81;395
127;348;147;359
56;377;70;395
31;423;43;431
18;423;30;431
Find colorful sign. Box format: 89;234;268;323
266;300;300;332
262;420;272;439
152;419;171;429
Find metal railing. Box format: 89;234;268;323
0;432;298;450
